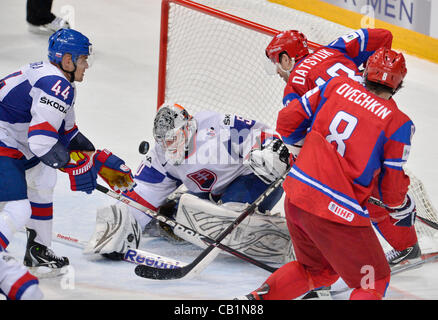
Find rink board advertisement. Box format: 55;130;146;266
269;0;438;63
319;0;431;36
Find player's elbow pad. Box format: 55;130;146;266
68;131;95;151
38;141;70;169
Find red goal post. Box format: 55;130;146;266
158;0;322;109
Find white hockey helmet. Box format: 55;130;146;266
153;102;197;165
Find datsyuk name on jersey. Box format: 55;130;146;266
290;49;335;85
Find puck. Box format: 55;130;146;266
138;141;150;154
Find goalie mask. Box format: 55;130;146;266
153;103;197;165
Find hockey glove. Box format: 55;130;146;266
93;149;136;193
388;193;417;227
60;151;98;194
248;139;291;184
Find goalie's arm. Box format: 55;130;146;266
127;145;181;210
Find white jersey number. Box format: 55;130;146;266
51;80;71;100
316;63;363;86
326;111;358;157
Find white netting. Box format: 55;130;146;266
162;0;438;254
406;170;438;253
164;0;352;128
195;0;352;44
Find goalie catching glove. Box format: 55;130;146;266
248;139;291;184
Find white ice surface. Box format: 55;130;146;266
1;0;438;301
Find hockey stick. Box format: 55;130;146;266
25;229;187;269
390;251;438;275
301;251;438;299
52;232;185;269
133;173;286;280
95;182;281;278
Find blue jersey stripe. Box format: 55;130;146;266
1;80;32;113
282;119;310;145
0;100;32;124
14;279;39;300
28;129;59;139
390;121;414;144
354;131;386;187
283;92;301;107
135;165;166;184
289;165;369;218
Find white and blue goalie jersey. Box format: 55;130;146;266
133;110;278;209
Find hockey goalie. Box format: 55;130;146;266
84;102;294;264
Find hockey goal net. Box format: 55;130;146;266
157;0;438;255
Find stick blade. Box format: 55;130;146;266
134;246;221;280
135;264;187;280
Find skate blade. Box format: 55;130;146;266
300;287;332;300
27;265;70;279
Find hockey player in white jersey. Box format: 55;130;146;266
0;28;135;297
85;103;293;264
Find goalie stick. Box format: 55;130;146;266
96;182;284;278
21;229;187;270
133;174;286;280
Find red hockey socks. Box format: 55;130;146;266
251;261;339;300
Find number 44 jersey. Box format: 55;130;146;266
277;76;414;227
0;61;77;160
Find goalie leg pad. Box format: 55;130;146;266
174;194;292;264
84;202;141;257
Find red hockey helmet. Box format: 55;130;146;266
265;30;309;64
364;48;407;90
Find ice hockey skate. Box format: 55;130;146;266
23;229;70;278
386;242;422;267
28;16;70;34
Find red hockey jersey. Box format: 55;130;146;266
282;28;393;108
277;76;414;226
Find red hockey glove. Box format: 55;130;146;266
60;151;97;194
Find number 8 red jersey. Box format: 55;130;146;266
277;76;414;227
